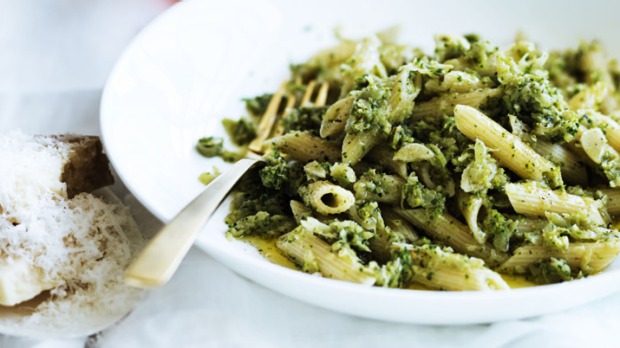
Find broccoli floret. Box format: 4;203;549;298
346;75;392;137
259;150;290;191
434;34;470;62
243;94;272;117
498;53;580;142
354;169;403;203
528;257;573;284
481;208;517;252
228;211;296;238
282;107;326;135
196;136;223;157
222;117;256;146
258;149;305;195
402;173;445;213
198;166;221;185
460;140;502;193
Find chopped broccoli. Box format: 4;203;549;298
481;208;517;252
528;257;573;284
198;166;221;185
402;173;445;213
282;107;326;135
498;53;580;142
222;117;256;146
259;149;290;191
228;211;296;238
243;93;272;117
196;136;223;157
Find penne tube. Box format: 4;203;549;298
267;131;341;163
300;180;355;215
407;245;509;291
499;240;620;274
581;46;615;93
381;207;419;242
320;96;354;137
305;41;357;70
393;143;435;162
577;127;620;187
458;192;486;244
595;113;620;153
580;127;613;164
342;132;380;165
532;140;587;185
277;226;376;284
599;188;620;216
366;145;408;178
388;64;421;123
290;200;313;223
514;217;549;234
346;203;392;263
568;81;608;112
412;88;502;121
454;105;562;185
505;182;606;226
393;208;501;265
353;173;404;204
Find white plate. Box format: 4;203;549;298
100;0;620;324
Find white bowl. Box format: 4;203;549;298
100;0;620;324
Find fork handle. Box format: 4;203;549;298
124;158;261;288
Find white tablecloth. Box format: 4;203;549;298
2;1;620;347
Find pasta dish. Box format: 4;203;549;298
197;31;620;291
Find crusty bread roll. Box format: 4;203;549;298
0;131;144;337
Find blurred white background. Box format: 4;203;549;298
0;0;170;134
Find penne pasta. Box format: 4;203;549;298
342;132;380;165
412;88;502;121
387;64;422;123
320;96;354;138
505;182;606;226
216;31;620;291
579;127;620;187
594;113;620;153
353;172;404;204
499;240;620;274
393;208;501;265
599;188;620;216
290;200;313;223
267;131;341;162
393;143;435;162
531;140;588;185
514;217;549;235
277;226;377;284
458;192;486;244
454;105;562;186
300;180;355;215
407;245;509;291
381;208;419;242
366;145;408;178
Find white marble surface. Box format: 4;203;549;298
2;0;620;347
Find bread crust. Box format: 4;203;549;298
53;135;114;197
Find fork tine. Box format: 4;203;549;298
283;94;297;111
300;80;317;106
249;82;287;153
314;82;329;107
271;94;297;138
251;80;330;153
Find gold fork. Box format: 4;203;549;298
124;80;329;288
